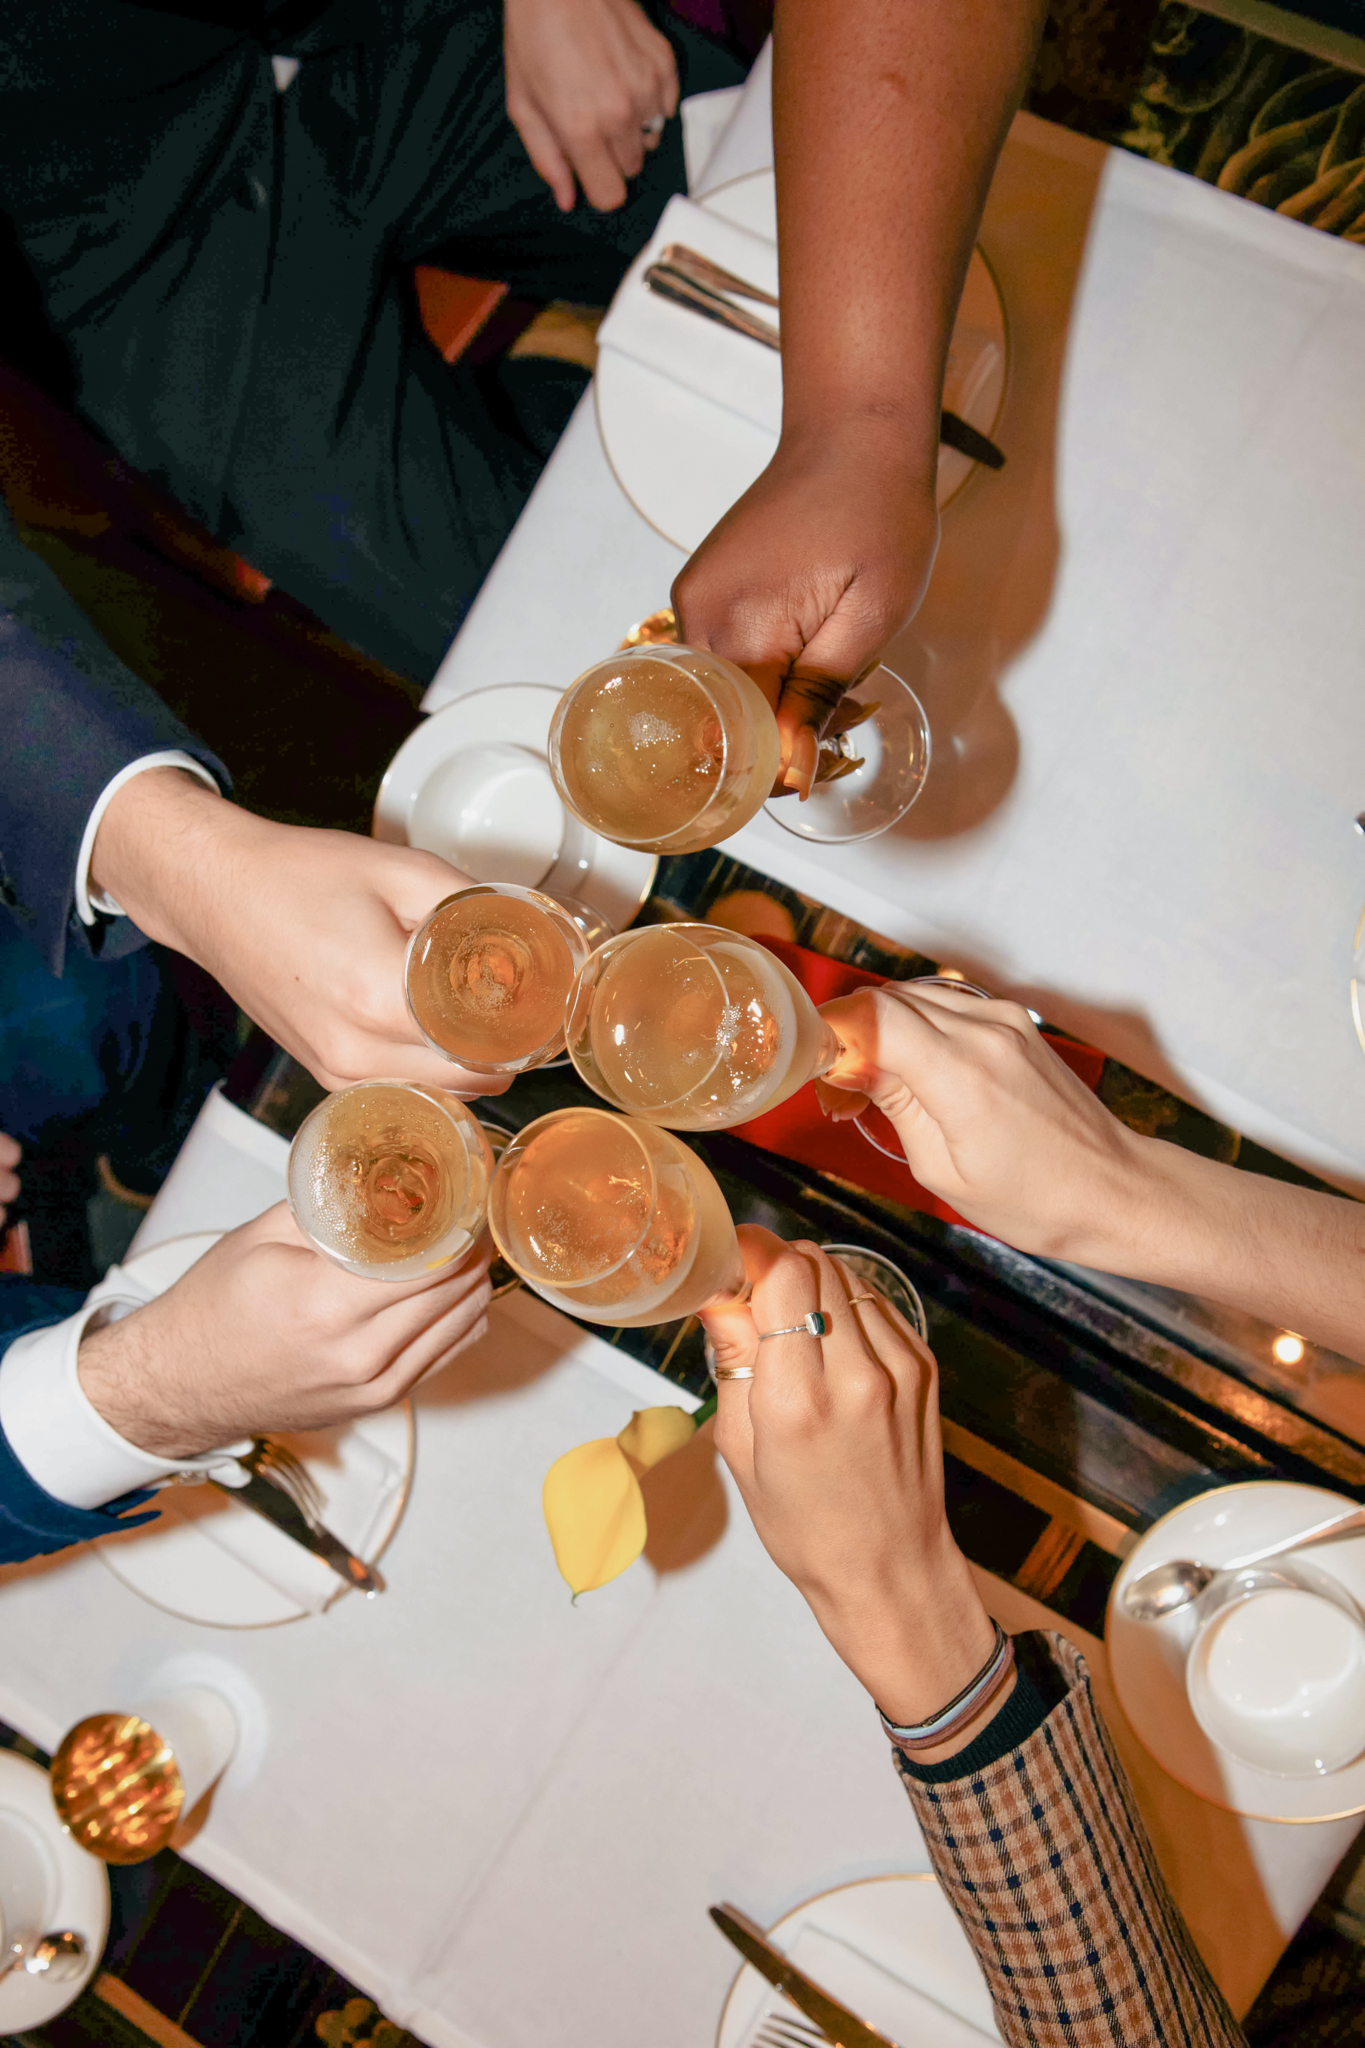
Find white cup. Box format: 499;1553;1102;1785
0;1810;56;1965
131;1687;238;1815
1187;1565;1365;1778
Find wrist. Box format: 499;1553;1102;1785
78;1316;206;1460
775;406;940;495
89;768;240;958
818;1548;998;1733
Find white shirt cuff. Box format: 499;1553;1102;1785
0;1269;252;1510
75;751;222;925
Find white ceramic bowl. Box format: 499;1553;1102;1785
1187;1569;1365;1778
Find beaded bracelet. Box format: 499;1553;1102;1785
877;1622;1015;1755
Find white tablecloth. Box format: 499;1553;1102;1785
431;90;1365;1193
0;1086;1352;2038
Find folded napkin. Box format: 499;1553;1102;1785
737;1922;999;2048
597;191;1002;446
733;939;1105;1229
597;192;783;437
159;1428;402;1615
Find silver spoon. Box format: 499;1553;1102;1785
0;1929;87;1985
1123;1502;1365;1621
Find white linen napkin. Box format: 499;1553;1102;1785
596;193;783;438
160;1429;402;1615
737;1923;1000;2048
596;191;1002;452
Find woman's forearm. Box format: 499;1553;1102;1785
1077;1138;1365;1365
773;0;1045;465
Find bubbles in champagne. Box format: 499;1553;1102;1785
408;892;576;1068
302;1085;471;1268
556;658;725;841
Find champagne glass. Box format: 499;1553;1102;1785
547;645;781;854
487;1105;747;1326
565;923;842;1130
288;1081;492;1281
821;1243;928;1342
405;884;597;1074
854;975;992;1163
765;662;930;844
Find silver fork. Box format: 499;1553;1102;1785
245;1437;327;1529
753;2019;830;2048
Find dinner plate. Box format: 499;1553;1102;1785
1107;1480;1365;1821
98;1235;412;1630
0;1750;109;2032
597;168;1009;555
716;1873;1000;2048
373;684;657;933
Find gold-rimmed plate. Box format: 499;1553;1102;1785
715;1872;1000;2047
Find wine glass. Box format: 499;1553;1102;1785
547;644;781;854
854;975;992;1164
487;1105;747;1326
565;923;842;1130
405;884;596;1074
765;662;930;844
288;1080;492;1281
820;1243;928;1342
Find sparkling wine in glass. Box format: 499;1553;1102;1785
547;645;781;854
565;923;841;1130
288;1081;492;1281
487;1105;746;1326
405;885;593;1074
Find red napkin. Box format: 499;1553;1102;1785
732;937;1105;1231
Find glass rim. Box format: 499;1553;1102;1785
566;922;746;1116
287;1078;488;1279
549;647;771;846
403;883;586;1074
488;1104;663;1289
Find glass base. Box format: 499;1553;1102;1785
765;664;930;845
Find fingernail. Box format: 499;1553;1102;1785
783;729;819;801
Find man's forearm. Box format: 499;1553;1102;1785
88;763;241;963
772;0;1045;461
1074;1138;1365;1366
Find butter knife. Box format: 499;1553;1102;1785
710;1903;902;2048
210;1470;385;1596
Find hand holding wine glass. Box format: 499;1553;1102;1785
699;1226;1000;1747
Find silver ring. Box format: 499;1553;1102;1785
641;113;666;137
712;1364;755;1381
757;1311;828;1342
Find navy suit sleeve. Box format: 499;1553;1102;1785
0;1283;157;1564
0;505;229;974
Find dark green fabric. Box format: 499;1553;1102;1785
0;1;742;681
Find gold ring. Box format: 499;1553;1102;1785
712;1364;755;1381
847;1293;880;1307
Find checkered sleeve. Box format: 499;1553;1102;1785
894;1632;1245;2048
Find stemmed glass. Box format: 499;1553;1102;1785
853;976;992;1164
405;884;603;1075
288;1080;492;1281
547;644;781;854
564;923;842;1130
487;1105;748;1326
765;661;931;845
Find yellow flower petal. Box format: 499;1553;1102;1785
542;1438;647;1595
616;1405;698;1475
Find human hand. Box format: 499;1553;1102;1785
0;1133;19;1229
77;1204;493;1457
817;985;1143;1262
89;770;510;1097
672;426;940;795
701;1227;997;1741
504;0;678;212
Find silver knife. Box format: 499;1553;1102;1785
710;1903;902;2048
210;1470;385;1597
